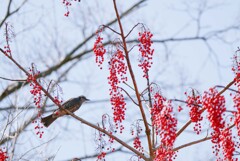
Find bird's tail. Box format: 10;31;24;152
41;114;57;127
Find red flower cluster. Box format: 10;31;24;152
202;88;226;155
151;92;177;160
108;49;127;129
138;30;154;78
219;128;236;161
185;90;203;134
0;148;8;161
93;29;106;69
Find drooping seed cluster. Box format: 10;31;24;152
108;49;127;131
0;148;8;161
232;49;240;82
131;121;144;156
151;92;177;161
219;128;236;161
95;121;115;161
185;90;203;134
3;22;14;57
93;29;106;69
62;0;81;17
203;88;228;158
26;64;45;138
97;152;106;161
232;50;240;136
133;137;144;155
26;65;42;110
203;88;226;139
138;30;154;78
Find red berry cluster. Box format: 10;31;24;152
232;49;240;82
97;152;106;161
33;119;44;138
202;88;226;155
93;29;106;69
232;50;240;136
0;148;8;161
138;30;154;78
26;64;45;138
154;148;177;161
233;86;240;136
26;67;42;109
185;90;203;134
3;22;15;57
108;49;127;130
151;92;177;160
3;45;11;57
62;0;80;17
131;121;144;156
95;125;115;161
177;106;183;112
219;128;236;161
53;96;63;106
133;137;144;154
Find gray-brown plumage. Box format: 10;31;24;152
41;96;89;127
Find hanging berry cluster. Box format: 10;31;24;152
185;90;203;134
203;88;227;156
3;22;15;57
108;48;127;131
26;64;42;110
62;0;81;17
26;64;45;138
95;121;115;161
232;50;240;136
138;30;154;78
93;28;106;69
151;91;177;161
0;148;8;161
219;128;236;161
131;120;144;155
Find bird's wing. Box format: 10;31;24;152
62;98;76;109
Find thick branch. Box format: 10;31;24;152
113;0;152;160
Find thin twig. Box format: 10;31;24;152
102;25;121;35
125;23;141;38
118;87;139;106
215;85;240;94
0;76;26;82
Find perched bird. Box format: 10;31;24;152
41;95;89;127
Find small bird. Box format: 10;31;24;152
41;95;89;127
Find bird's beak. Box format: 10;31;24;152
86;98;90;101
